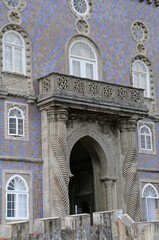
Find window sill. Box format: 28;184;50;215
2;70;27;78
6;218;29;222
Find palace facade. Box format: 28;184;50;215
0;0;159;227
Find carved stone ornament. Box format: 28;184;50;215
75;18;90;35
3;0;27;12
136;43;146;55
131;20;149;44
73;80;84;93
138;0;159;6
57;77;69;90
156;0;159;6
131;90;140;103
68;0;94;20
43;78;51;93
118;87;127;100
7;10;22;25
89;82;99;95
103;85;113;99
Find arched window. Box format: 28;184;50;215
142;183;159;221
139;125;152;151
8;107;24;136
69;40;98;80
6;175;29;219
3;30;25;74
132;60;150;97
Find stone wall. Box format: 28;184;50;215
1;210;159;239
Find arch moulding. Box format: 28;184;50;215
67;125;116;178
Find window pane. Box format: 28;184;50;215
5;45;12;71
7;194;15;217
9;118;16;134
146;136;151;150
86;63;93;79
72;60;81;77
133;73;139;87
141;135;146;149
18;119;23;136
14;48;22;73
18;194;27;218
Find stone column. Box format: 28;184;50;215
101;177;116;211
47;108;70;218
119;117;141;221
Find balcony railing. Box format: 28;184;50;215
38;72;148;116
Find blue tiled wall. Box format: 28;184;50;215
0;161;43;222
0;0;159;219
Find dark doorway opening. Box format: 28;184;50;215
69;138;95;218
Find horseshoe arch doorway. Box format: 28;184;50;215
69;136;105;216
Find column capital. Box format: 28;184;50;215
47;108;69;122
119;118;138;133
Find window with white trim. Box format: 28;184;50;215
3;30;25;74
69;40;98;80
139;125;152;151
142;183;159;221
132;60;150;97
8;107;24;136
6;175;29;219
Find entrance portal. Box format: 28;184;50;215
69;138;95;215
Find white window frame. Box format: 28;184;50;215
3;30;26;74
132;60;150;98
139;125;152;151
6;174;29;220
8;107;24;137
69;40;98;80
142;183;159;221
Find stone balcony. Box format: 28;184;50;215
38;72;148;117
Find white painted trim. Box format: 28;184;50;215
139;125;152;151
69;40;98;80
132;60;150;98
6;174;29;220
3;30;26;75
8;107;24;137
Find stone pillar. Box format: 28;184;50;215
47;108;70;219
119;117;141;221
101;177;117;211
